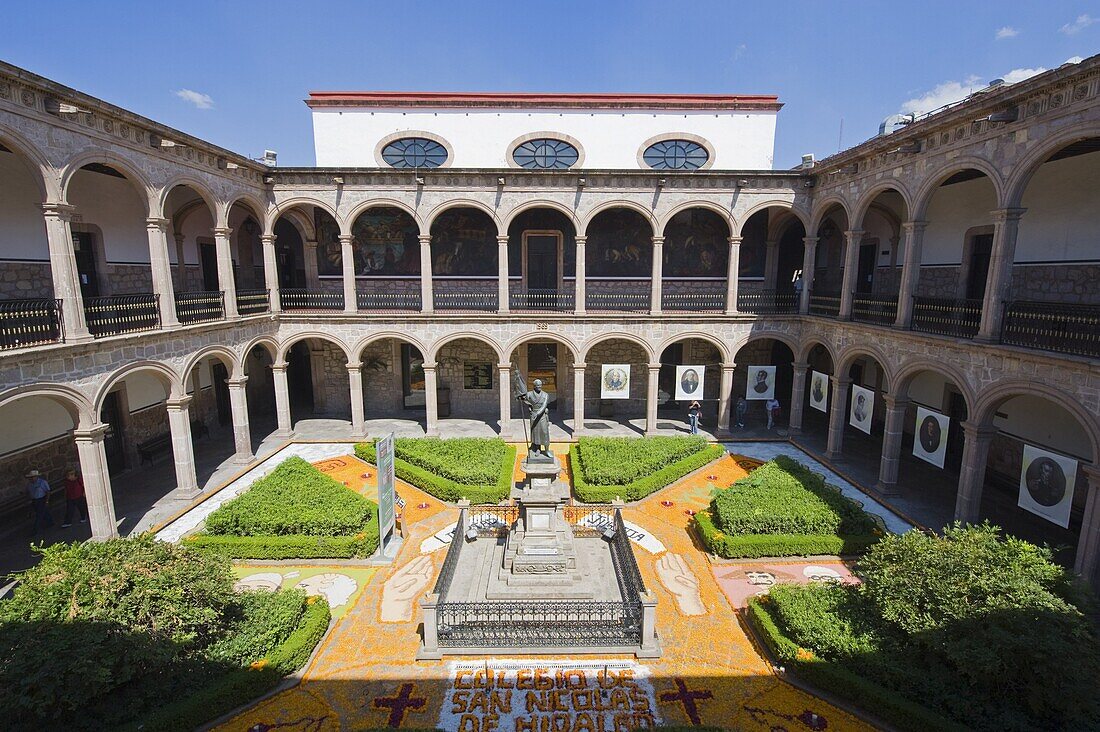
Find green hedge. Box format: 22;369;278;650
692;509;878;559
184;517;379;559
356;439;517;504
572;436;710;485
570;441;723;502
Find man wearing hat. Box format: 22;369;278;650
25;469;53;535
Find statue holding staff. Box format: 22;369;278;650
512;367;552;458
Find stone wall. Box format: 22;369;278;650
916;265;962;299
357;278;421;295
1009;263;1100;304
361;339;406;417
102;263;153;295
872;267;901;298
0;261;53;299
0;435;78;511
437;338;498;421
584;340;648;420
661;279;725;295
312;341;352;418
433;278;498;294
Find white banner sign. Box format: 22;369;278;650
376;433;397;552
1018;444;1077;528
912;406;950;468
849;385;874;434
674;365;705;402
601;364;631;400
809;370;829;413
746;365;775;401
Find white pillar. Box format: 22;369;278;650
877;395;909;494
724;236;742;314
424;362;439;436
788;362;808;435
225;376;253;464
718;362;735;434
955;420;996;524
41;203;91;340
303;239;320;288
826;376;850;460
166;396;199;497
271;362;293;436
574;236;587;315
497;362;512;433
800;236;817;314
894;221;927;328
977;208;1026;342
347;363;366;436
497;235;510;313
1074;466;1100;583
572;362;586;436
838;229;863;320
213;227;239;318
645;362;660;435
340;234;357;313
146;218;180;329
72;425;117;539
261;234;281;313
419;234;434;313
649;236;664;315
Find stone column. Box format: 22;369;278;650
649;236;664;314
645;362;661;435
574;236;587;315
497;235;510;313
1073;466;1100;583
788;362;809;435
41;203;91;340
72;425;117;539
877;395;910;494
417;592;441;660
955;420;996;524
638;591;661;658
893;221;927;328
838;229;863;320
826;376;850;460
173;232;187;290
271;362;293;436
165;396;199;497
423;362;439;436
724;236;742;314
146;218;180;329
497;362;512;434
572;362;586;435
225;376;253;464
212;227;239;318
764;237;779;289
718;362;735;434
340;234;357;313
977;208;1026;342
303;239;320;288
800;236;818;314
347;363;366;437
261;234;281;313
419;234;434;313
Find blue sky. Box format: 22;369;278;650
3;1;1097;168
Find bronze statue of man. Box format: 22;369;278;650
514;370;551;458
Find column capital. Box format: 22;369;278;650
572;362;587;371
213;226;233;238
882;394;911;411
651;236;665;246
792;361;809;372
991;207;1027;223
961;420;998;439
1082;463;1100;484
575;235;587;245
165;395;193;411
727;236;743;246
345;361;362;372
496;362;511;371
422;361;438;371
261;233;277;246
225;376;249;388
901;220;928;234
720;362;736;373
173;232;186;245
418;234;433;246
830;375;851;387
802;235;819;247
42;202;76;220
304;239;318;249
844;229;865;241
647;362;662;372
271;361;288;372
72;424;110;443
146;217;170;232
496;235;509;246
338;233;354;244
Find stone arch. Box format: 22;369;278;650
0;383;96;430
93;360;183;415
427;332;506;364
912;157;1006;220
852;182;913;228
425;199;503;236
892;359;977;417
220;191;268;228
276;332;353;364
242;335;280;363
836;343;895;387
580;332;655;363
502;199;581;232
351;331;431;363
179;345;243;382
156;175;218;221
737;199;808;237
796;337;838;368
656;332;731;363
731;329;801;361
578;200;658;237
1003;124;1100;207
659;201;735;236
266;196;339;236
974;381;1100;463
503;332;582;364
59;149;153;214
342;198;425;236
808;195;853;234
0;123;57;201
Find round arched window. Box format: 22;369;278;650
512;138;579;169
381;137;448;168
642;139;709;170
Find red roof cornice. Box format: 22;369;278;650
305;91;782;111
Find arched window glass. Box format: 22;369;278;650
512;138;579;169
381;137;448;168
642;139;709;170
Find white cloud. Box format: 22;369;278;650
1001;66;1047;84
1065;55;1084;64
900;75;981;115
174;89;214;110
1060;14;1096;35
995;26;1019;39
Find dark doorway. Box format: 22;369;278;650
199;242;219;291
856;242;876;294
658;344;684;410
211;362;231;426
776;225;806;292
401;344;425;410
71;232;100;298
965;234;994;300
945;391;967;470
525;233;560;291
287;343;314;418
100;392;126;476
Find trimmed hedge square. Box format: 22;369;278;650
570;436;723;502
356;437;516;504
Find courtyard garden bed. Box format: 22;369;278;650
356;437;516;504
0;536;331;732
693;455;881;558
747;523;1100;732
185;456;379;559
569;435;723;502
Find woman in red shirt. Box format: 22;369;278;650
62;468;87;528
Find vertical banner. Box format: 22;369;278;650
746;365;776;400
601;364;631;399
849;384;874;434
912;406;950;468
675;365;705;401
376;432;397;553
1018;444;1077;528
809;370;829;413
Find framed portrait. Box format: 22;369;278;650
809;370;829;413
849;384;874;434
463;362;492;390
675;365;705;401
746;365;775;401
1018;444;1077;528
601;364;631;400
912;406;949;468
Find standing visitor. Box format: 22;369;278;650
62;468;88;528
735;396;748;428
793;272;804;300
687;400;701;434
25;469;53;535
766;397;781;430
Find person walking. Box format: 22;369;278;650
766;397;781;430
61;468;88;528
687;400;701;435
25;469;53;535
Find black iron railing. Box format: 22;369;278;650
738;290;798;314
910;296;982;339
175;290;224;324
510;289;575;312
0;298;63;350
236;289;269;315
562;504;618;537
280;289;344;311
662;291;726;312
586;289;651;312
433;508;465;596
468;506;519;536
435;599;641;648
608;510;647;601
851;294;898;326
357;292;422;311
433;291;499;311
1001;300;1100;358
85;294;160;337
808;291;842;318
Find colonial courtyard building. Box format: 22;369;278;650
0;56;1098;584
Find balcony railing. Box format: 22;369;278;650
175;290;224;324
738;290;798;314
0;298;63;350
236;289;269;315
662;291;726;312
910;296;982;339
280;289;344;311
85;294;160;338
510;288;575;312
433;291;498;311
357;292;422;312
586;289;651;312
1001;300;1100;359
808;290;842;318
851;294;898;326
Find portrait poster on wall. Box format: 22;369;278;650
746;366;776;401
912;406;950;468
675;365;705;401
1018;444;1077;528
809;371;829;413
601;364;631;400
849;384;874;434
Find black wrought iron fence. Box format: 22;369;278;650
357;292;422;311
175;290;224;324
662;291;726;312
236;289;269;315
585;289;651;312
433;291;499;311
280;289;344;311
1001;300;1100;358
808;291;842;317
510;289;574;312
435;599;642;648
910;296;982;339
85;293;160;337
0;298;63;350
738;290;798;314
850;295;898;326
